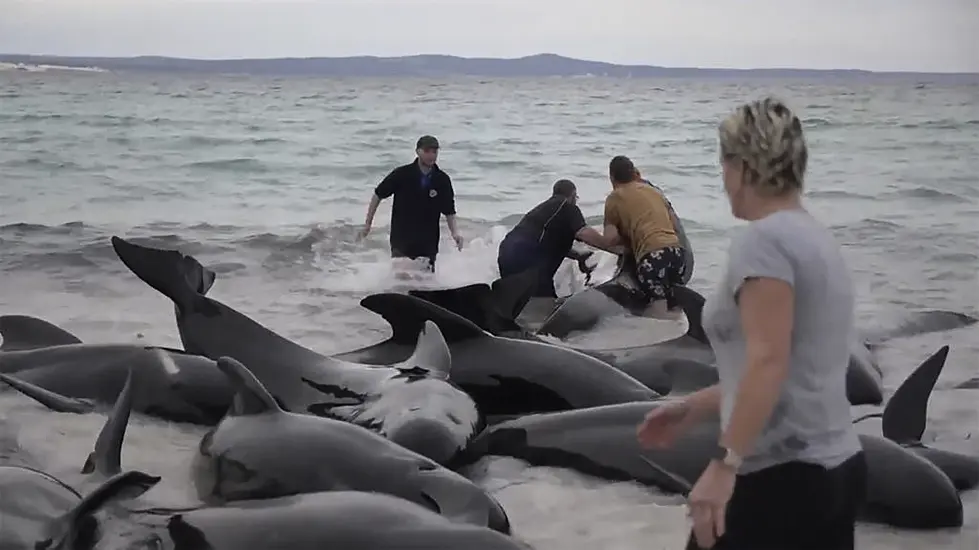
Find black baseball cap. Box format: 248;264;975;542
416;135;440;150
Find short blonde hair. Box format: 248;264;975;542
718;97;808;196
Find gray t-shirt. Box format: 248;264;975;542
702;209;862;474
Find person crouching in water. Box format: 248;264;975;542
601;155;688;319
497;179;617;298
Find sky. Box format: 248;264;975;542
2;0;977;73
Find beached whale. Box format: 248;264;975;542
193;356;511;533
0;315;232;425
111;235;482;466
0;365;160;549
459;346;970;530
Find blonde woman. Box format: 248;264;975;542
637;97;865;550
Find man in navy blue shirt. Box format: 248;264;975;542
361;135;463;272
497;179;618;297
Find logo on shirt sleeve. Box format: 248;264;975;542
429;189;438;198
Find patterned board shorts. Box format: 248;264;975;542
636;246;688;307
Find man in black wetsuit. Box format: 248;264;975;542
360;135;463;272
497;179;618;298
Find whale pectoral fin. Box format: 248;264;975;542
0;315;83;351
360;293;488;345
416;469;489;528
881;345;950;444
954;377;979;390
110;236;216;314
44;470;161;550
870;310;979;344
81;366;136;478
400;320;452;379
215;356;285;416
0;373;96;413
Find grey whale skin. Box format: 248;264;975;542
0;314;232;425
110;235;481;466
0;365;161;550
164;491;532;550
460;346;973;530
334;291;660;417
407;259;886;406
192;355;511;534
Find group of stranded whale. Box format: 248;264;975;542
0;235;976;549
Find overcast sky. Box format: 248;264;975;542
2;0;977;72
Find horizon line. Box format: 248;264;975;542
2;52;976;75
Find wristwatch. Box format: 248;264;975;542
711;445;743;470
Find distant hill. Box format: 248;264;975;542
0;53;974;81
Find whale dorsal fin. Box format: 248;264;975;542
0;373;96;413
81;366;136;478
0;315;83;351
360;293;488;345
43;471;160;550
399;320;452;379
882;345;949;444
216;356;284;416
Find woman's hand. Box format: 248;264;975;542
636;399;697;449
687;461;737;548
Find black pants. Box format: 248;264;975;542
497;234;559;298
391;248;436;272
686;452;867;550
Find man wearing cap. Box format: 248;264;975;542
361;135;463;272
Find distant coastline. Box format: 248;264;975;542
0;53;975;81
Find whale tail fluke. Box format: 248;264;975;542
110;236;217;314
44;470;160;550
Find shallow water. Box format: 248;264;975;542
0;71;977;548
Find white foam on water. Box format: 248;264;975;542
318;223;610;299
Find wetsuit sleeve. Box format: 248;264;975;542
567;203;587;235
439;175;457;216
374;167;400;199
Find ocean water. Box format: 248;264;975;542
1;71;977;549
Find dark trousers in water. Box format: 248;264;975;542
685;452;866;550
497;234;559;298
392;247;436;272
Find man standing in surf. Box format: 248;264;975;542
360;135;464;272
